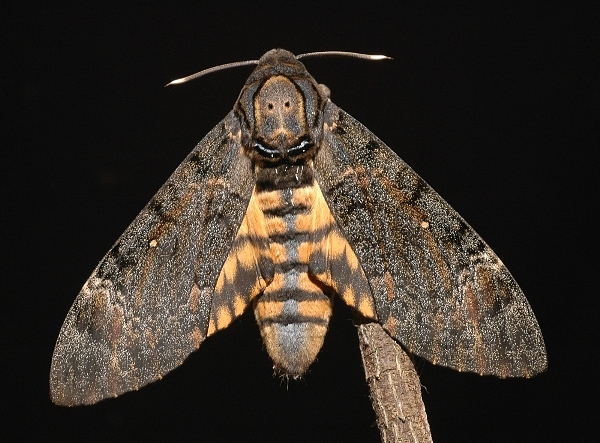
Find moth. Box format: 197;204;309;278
50;49;547;406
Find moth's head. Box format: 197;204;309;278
236;49;330;164
166;48;388;164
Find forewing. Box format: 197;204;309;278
314;103;547;377
50;112;255;405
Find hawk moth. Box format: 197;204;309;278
50;49;547;406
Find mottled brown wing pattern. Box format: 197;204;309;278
315;103;547;377
50;112;254;405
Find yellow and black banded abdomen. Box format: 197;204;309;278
209;167;377;376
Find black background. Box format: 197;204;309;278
3;3;596;442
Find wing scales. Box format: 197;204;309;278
314;104;547;377
50;113;254;405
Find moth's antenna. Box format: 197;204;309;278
165;59;259;87
296;51;391;61
165;51;391;87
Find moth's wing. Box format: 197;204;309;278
205;188;272;336
305;181;378;322
314;103;547;377
50;112;255;405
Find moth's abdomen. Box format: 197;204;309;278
249;165;376;376
251;172;332;376
254;272;332;376
208;162;376;376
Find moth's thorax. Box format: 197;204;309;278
253;76;307;152
235;51;328;164
252;163;332;376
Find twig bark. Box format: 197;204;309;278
357;323;432;443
